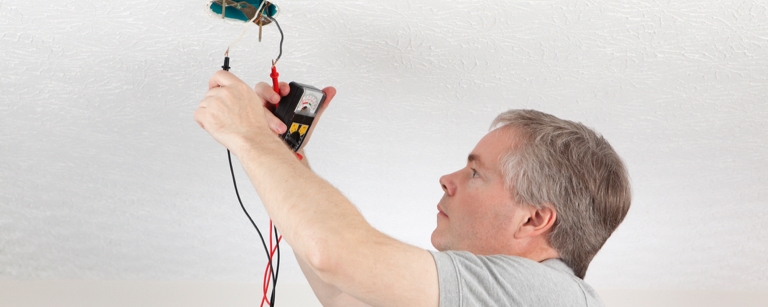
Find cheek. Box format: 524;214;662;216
467;195;516;235
450;198;492;236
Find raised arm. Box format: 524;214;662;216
194;71;439;307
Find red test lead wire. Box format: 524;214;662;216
261;220;283;307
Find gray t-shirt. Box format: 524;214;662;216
430;250;605;307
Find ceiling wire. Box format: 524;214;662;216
269;16;283;66
224;0;268;56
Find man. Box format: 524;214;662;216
195;71;631;306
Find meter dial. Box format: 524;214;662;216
299;95;317;111
294;89;323;115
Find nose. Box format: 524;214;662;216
439;172;457;196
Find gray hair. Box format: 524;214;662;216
492;110;631;279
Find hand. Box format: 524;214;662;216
194;70;286;152
270;81;337;152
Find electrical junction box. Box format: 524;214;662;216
209;0;278;22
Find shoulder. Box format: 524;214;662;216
429;250;605;307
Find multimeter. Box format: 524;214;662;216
272;82;326;152
221;57;325;153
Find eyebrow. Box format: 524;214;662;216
468;154;486;169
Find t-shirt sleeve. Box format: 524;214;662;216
430;250;462;307
431;250;535;307
428;250;602;307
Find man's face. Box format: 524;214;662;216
431;127;526;255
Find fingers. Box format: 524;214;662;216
201;71;333;147
251;82;288;134
203;87;225;101
197;71;296;152
255;82;282;104
321;87;336;108
208;70;245;90
314;86;336;119
194;96;219;131
194;107;206;129
279;82;290;96
268;114;287;134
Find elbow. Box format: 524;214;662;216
302;233;344;282
303;226;377;284
305;246;334;278
300;216;378;285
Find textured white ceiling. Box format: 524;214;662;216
1;0;767;291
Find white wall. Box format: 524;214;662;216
1;0;767;302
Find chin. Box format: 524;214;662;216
430;230;442;250
430;229;450;251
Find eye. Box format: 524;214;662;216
471;168;479;178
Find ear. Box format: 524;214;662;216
514;205;557;239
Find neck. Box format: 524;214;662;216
514;238;560;262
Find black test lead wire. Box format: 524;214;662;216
263;12;284;307
222;58;279;303
270;224;281;307
220;5;285;304
227;149;278;292
222;18;283;307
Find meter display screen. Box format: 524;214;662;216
294;88;323;116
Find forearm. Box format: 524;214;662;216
233;136;375;277
298;255;373;307
296;254;341;304
291;151;371;307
